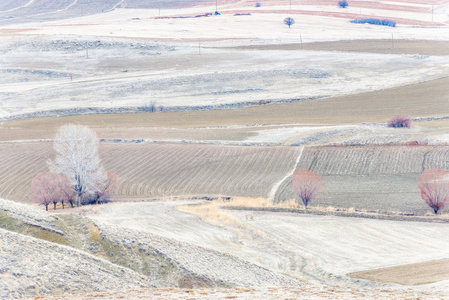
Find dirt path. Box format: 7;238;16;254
268;146;304;201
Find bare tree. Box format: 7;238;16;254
49;124;105;207
284;17;295;28
58;174;76;209
388;115;412;128
28;172;61;211
86;170;120;205
290;169;323;208
417;168;449;214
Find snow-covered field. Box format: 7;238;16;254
90;201;449;291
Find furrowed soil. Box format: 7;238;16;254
275;145;449;214
0;142;303;203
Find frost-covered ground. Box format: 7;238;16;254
90;201;449;292
0;0;448;120
1;38;448;121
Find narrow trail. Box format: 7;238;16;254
268;146;304;201
0;0;35;13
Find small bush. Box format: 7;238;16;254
338;0;348;8
388;115;412;128
350;18;396;27
255;2;261;7
408;141;428;146
284;17;295;28
139;100;158;112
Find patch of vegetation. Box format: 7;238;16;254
0;209;184;285
0;211;68;245
338;0;348;8
388;115;412;128
350;18;396;27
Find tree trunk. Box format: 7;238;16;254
62;202;65;209
434;208;439;214
54;202;57;210
45;204;48;211
76;193;81;207
70;200;74;208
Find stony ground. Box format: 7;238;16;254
25;285;449;300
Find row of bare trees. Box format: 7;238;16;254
290;168;449;214
28;124;120;211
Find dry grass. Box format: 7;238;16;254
177;197;297;239
178;199;265;239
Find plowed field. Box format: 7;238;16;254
2;142;449;215
275;145;449;214
0;142;302;203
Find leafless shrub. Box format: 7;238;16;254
387;115;412;128
139;100;158;112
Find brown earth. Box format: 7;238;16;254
348;258;449;285
0;142;302;203
231;39;449;56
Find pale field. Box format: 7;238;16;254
89;200;449;293
0;0;448;126
1;73;449;145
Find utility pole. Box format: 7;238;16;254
432;5;434;24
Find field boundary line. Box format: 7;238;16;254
268;146;304;201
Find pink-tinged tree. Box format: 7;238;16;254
417;168;449;214
290;169;324;208
387;115;412;128
49;124;106;207
58;175;76;209
28;172;61;211
88;170;120;205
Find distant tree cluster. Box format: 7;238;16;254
387;115;412;128
338;0;348;8
29;124;120;210
350;18;396;27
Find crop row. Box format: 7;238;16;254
0;142;302;203
297;145;449;176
